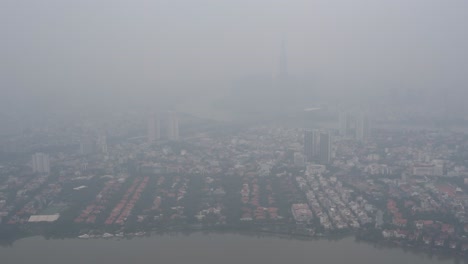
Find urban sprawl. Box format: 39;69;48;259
1;111;468;258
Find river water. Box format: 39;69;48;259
0;233;463;264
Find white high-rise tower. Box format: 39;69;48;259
32;153;50;175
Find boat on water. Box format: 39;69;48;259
102;233;114;238
78;234;90;239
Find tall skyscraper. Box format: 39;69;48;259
166;111;179;140
355;113;370;141
319;132;331;164
32;153;50;175
147;113;161;142
304;130;319;162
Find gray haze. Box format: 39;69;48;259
2;0;468;117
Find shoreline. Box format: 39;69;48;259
1;226;467;261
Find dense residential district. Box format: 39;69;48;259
3;112;468;257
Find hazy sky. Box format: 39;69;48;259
2;0;468;113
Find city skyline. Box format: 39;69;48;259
2;1;468;263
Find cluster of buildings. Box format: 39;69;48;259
339;111;371;141
332;128;468;180
0;170;63;224
147;111;179;142
75;177;126;224
79;133;108;156
240;177;280;221
304;130;331;164
412;161;445;177
342;162;468;250
302;111;370;166
4;109;468;256
291;204;313;223
295;171;373;231
194;176;226;224
105;176;149;225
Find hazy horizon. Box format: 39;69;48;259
2;3;468;262
2;0;468;118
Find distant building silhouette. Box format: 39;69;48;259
355;113;371;141
304;130;320;162
319;131;331;164
304;129;332;165
32;153;50;174
97;132;108;154
147;111;179;141
147;113;161;142
166;111;179;140
337;110;371;141
339;111;351;137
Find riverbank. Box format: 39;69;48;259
1;225;467;262
0;232;460;264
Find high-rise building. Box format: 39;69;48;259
97;132;108;154
32;153;50;174
147;113;161;142
355;113;370;141
166;111;179;140
339;111;351;137
304;130;319;162
338;110;371;141
319;132;331;164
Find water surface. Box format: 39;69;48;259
0;234;460;264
